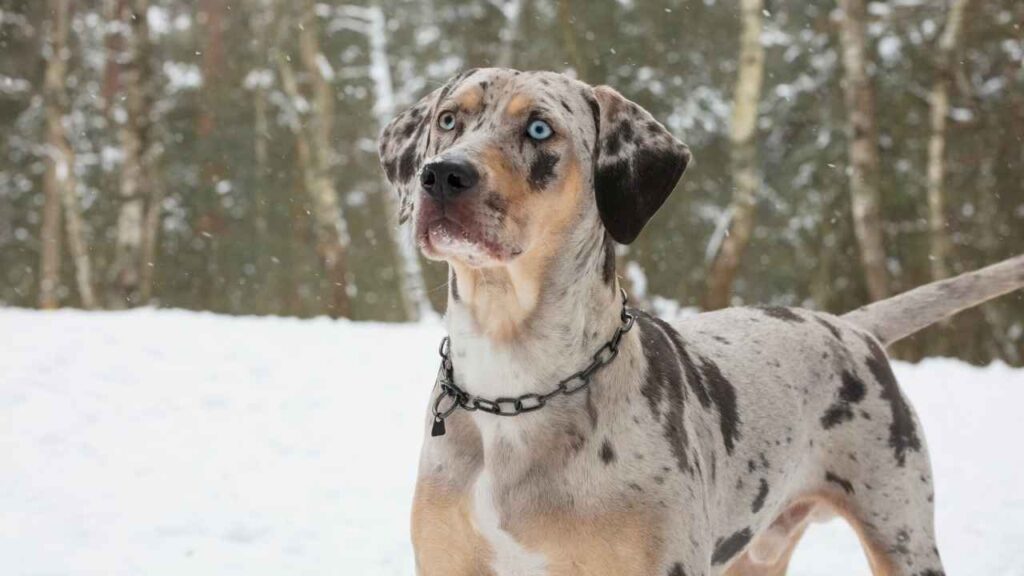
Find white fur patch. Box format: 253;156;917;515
472;472;548;576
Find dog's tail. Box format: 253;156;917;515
842;255;1024;347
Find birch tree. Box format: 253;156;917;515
703;0;765;310
488;0;529;68
276;0;352;318
40;0;98;309
250;1;272;244
839;0;889;301
108;0;162;307
925;0;971;281
333;4;433;321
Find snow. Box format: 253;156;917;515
162;61;202;91
2;309;1023;576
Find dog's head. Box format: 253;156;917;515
379;68;690;270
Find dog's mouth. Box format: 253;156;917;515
416;210;520;266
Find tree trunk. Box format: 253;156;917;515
363;4;433;321
494;0;526;68
39;149;62;309
557;0;584;77
925;0;971;281
109;0;160;307
703;0;765;310
276;0;352;318
839;0;889;301
975;156;1019;364
250;2;273;311
252;5;270;241
42;0;98;309
138;176;164;303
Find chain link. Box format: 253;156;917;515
431;289;636;427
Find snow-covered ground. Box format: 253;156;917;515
2;309;1023;576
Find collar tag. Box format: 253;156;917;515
431;417;447;437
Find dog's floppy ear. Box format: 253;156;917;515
590;86;691;244
378;70;479;223
378;87;443;224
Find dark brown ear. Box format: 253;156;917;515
591;86;691;244
378;70;478;223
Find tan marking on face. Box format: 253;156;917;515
411;480;494;576
452;152;584;341
511;508;665;576
505;93;532;116
454;85;484;112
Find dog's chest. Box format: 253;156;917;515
412;472;664;576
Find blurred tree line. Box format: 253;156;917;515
0;0;1021;365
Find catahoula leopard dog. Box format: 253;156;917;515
378;68;1024;576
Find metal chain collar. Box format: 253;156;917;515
430;289;636;437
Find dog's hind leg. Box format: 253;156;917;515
814;455;946;576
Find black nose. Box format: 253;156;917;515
420;159;480;201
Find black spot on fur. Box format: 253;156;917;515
697;356;741;454
594;155;630;197
595;142;688;244
383;157;398;182
621;121;635;142
752;479;769;512
644;315;740;454
826;471;855;494
759;306;806;323
559;99;573;113
452;121;465;141
400;120;418;138
864;336;921;467
650;317;709;408
636;312;690;473
712;528;753;565
449;268;459;302
528;151;560;191
815;316;843;341
839;371;867;403
668;563;686;576
821;370;867;429
602;234;616;285
604;122;630;156
585;93;601;151
397;144;418;183
600;439;616;464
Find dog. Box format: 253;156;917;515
378;68;1024;576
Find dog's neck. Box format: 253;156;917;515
444;223;621;408
437;221;642;506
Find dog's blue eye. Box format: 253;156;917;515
526;119;553;141
438;112;457;131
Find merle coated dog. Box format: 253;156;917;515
378;68;1024;576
